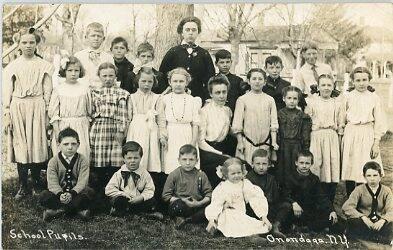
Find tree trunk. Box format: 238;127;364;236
230;37;241;73
154;4;193;66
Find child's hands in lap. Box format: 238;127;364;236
181;197;199;208
60;192;72;204
129;195;143;205
272;142;279;151
371;219;386;231
292;202;303;217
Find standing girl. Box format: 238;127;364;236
48;56;91;159
341;67;386;196
126;67;161;172
305;74;344;203
277;86;312;184
90;62;130;193
3;27;54;199
232;68;279;165
157;67;201;174
205;158;271;238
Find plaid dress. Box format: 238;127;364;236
90;86;129;168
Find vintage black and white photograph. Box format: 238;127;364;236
1;2;393;249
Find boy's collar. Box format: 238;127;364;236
181;40;198;47
296;168;310;176
61;152;77;162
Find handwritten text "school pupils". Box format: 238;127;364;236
9;229;86;241
266;234;350;248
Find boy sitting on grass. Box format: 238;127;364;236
39;128;94;222
105;141;163;219
162;144;212;229
246;149;290;238
280;150;341;233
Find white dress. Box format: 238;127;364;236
305;96;344;183
126;90;161;172
48;81;91;159
341;90;387;183
205;179;270;238
157;93;201;174
232;92;278;164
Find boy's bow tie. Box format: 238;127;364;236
181;43;197;49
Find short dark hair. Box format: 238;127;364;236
350;66;372;81
136;42;154;57
122;141;143;157
207;74;230;94
251;149;270;162
58;56;86;78
133;67;158;90
179;144;198;157
177;16;202;34
282;85;302;99
215;49;231;63
247;68;266;80
363;161;382;176
97;62;117;76
110;36;129;51
58;127;79;143
296;150;314;164
265;55;283;68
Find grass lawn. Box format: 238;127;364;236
2;134;392;249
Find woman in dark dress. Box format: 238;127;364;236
159;16;215;102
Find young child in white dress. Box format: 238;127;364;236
48;56;91;159
126;67;161;172
232;68;279;165
305;74;344;203
341;67;387;196
205;158;271;238
157;67;201;174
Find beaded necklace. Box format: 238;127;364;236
170;93;186;122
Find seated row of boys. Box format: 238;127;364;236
40;127;393;244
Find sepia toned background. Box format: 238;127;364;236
2;3;393;249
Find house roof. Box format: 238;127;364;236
200;25;338;49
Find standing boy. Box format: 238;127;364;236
263;56;290;110
162;144;212;229
39;128;94;222
75;22;114;88
105;141;163;219
214;49;247;113
110;36;134;93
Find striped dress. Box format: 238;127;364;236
90;86;129;168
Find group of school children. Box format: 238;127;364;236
3;16;392;245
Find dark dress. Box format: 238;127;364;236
277;107;311;184
114;57;134;94
159;45;215;102
263;76;290;111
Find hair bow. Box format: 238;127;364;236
60;57;70;70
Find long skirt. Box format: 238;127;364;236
51;116;90;160
277;139;301;184
90;118;123;168
341;123;384;183
126;114;161;172
10;96;48;164
163;122;199;174
310;129;340;183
